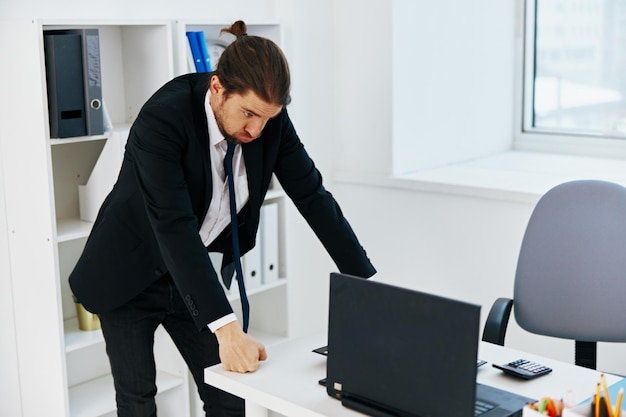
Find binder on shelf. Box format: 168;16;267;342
186;31;209;72
195;31;212;73
242;233;263;290
78;28;104;136
185;31;204;72
261;202;280;284
43;28;103;138
44;31;86;138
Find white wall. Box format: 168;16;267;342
329;0;516;178
392;0;516;174
273;0;343;337
332;0;394;178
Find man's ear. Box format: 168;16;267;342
209;75;223;95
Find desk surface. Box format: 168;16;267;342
204;334;622;417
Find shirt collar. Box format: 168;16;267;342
205;90;225;148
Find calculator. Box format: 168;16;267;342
492;359;552;380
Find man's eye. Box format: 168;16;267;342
243;111;253;117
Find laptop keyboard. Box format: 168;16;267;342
474;399;495;416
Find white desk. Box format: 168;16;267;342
204;334;622;417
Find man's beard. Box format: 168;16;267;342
214;104;241;144
222;130;239;145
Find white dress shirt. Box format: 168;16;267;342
199;91;249;332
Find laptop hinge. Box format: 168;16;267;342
341;396;409;417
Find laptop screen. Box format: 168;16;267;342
326;273;481;417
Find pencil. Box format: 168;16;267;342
602;374;614;417
597;383;602;417
615;387;623;417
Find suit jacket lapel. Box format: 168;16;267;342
191;75;213;217
242;138;263;210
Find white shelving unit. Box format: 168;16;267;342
0;17;290;417
46;21;190;417
0;19;188;417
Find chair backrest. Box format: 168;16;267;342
514;180;626;343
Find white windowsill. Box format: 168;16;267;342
335;150;626;205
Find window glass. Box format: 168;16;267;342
532;0;626;137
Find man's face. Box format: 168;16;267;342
210;76;283;145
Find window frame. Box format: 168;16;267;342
513;0;626;159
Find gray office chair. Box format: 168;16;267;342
482;179;626;370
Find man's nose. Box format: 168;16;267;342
246;120;264;138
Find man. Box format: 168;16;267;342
69;20;376;417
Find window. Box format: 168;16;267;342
522;0;626;139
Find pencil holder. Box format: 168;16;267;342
75;301;101;331
562;403;625;417
523;405;552;416
523;400;563;416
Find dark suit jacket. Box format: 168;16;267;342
69;73;376;330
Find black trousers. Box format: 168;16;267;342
98;273;244;417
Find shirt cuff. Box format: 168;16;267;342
207;313;238;333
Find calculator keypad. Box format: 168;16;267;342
492;359;553;380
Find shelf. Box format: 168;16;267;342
225;277;287;302
56;190;282;243
50;124;132;146
50;124;129;145
264;188;284;201
68;370;183;417
50;134;108;146
64;317;104;353
57;218;94;242
64;280;287;353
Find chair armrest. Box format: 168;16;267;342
481;298;513;346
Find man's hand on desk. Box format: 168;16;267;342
215;321;267;373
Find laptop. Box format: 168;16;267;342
324;273;534;417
